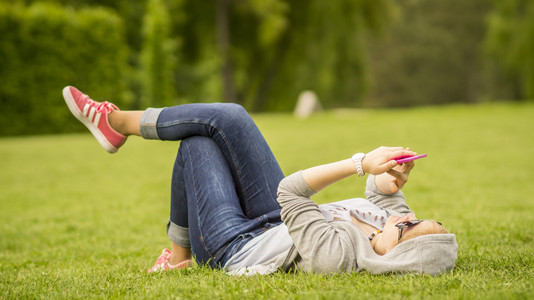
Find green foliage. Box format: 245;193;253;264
165;0;394;111
3;0;534;137
244;0;289;48
364;0;491;107
0;2;130;135
236;0;396;111
243;0;369;110
139;0;179;108
1;103;533;298
485;0;534;101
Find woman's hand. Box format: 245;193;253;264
301;146;415;193
362;147;416;175
375;160;415;194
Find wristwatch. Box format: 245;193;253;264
351;153;366;177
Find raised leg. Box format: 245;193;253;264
143;103;284;219
176;136;280;268
108;111;143;136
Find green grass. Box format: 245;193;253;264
1;102;533;299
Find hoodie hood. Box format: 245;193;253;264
357;233;458;275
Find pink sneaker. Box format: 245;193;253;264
62;86;126;153
147;248;193;273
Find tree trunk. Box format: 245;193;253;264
251;30;291;112
215;0;236;102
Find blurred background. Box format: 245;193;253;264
1;0;533;135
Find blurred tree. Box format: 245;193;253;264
259;0;393;110
11;0;531;113
15;0;149;106
140;0;393;110
228;0;290;108
215;0;235;102
204;0;394;110
363;0;491;107
486;0;534;101
4;0;395;113
0;2;128;135
139;0;179;107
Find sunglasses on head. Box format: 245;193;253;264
395;219;442;241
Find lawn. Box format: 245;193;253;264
1;103;533;299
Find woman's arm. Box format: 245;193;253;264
365;157;416;215
365;174;413;215
302;147;416;192
277;146;416;272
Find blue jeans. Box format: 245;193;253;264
139;103;285;268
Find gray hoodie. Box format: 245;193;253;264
226;171;457;276
280;171;457;275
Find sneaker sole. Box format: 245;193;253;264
62;86;118;153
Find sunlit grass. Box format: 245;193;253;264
1;102;533;299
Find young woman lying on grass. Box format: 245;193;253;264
62;86;457;275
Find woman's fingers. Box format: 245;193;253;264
389;181;400;193
403;160;415;172
373;160;397;174
387;149;417;161
363;146;417;175
387;168;403;180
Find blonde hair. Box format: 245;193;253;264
399;220;449;243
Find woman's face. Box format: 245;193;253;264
374;213;417;255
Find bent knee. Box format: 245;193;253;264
212;103;251;124
214;103;247;115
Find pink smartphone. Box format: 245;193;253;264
394;154;427;164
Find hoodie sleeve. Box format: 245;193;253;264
277;171;358;273
364;174;413;215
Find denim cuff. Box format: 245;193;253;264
140;108;164;140
167;220;191;248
